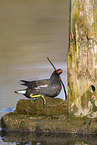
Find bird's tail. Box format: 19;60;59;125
20;80;32;87
15;89;26;94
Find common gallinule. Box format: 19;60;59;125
15;69;62;107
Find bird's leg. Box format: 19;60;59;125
30;94;41;99
40;95;46;107
30;93;46;107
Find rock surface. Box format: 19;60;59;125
15;97;67;116
1;98;97;134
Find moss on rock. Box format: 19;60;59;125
1;97;97;134
1;113;97;134
15;97;68;117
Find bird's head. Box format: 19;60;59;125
53;69;62;75
56;69;62;75
50;69;62;79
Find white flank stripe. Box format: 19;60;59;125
35;85;48;90
16;90;26;94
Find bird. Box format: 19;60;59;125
15;69;62;107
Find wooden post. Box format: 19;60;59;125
67;0;97;117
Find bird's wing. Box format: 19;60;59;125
21;79;50;89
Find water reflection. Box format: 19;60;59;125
0;131;97;145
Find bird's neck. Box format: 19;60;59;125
50;74;60;84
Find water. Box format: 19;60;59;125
0;0;97;144
0;0;69;115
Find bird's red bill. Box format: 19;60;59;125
58;69;62;74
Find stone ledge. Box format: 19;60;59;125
1;98;97;134
1;114;97;134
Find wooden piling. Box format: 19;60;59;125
67;0;97;117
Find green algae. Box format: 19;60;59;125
15;97;68;117
1;94;97;133
1;98;97;134
68;0;97;117
1;113;97;134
